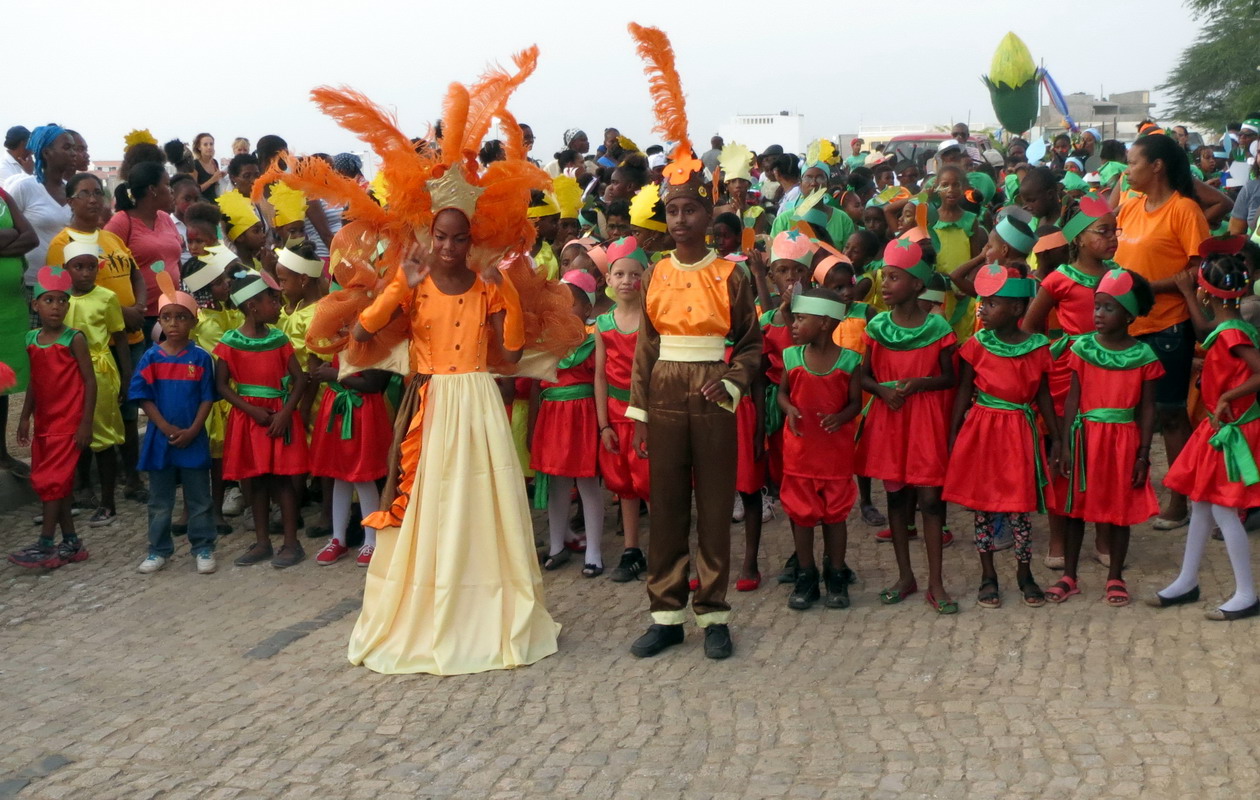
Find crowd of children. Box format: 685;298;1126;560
6;112;1260;632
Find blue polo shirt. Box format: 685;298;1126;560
129;342;218;471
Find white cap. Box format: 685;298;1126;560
648;152;667;169
936;139;963;155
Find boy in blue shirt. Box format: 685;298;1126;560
128;284;218;574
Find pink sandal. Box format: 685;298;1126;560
1044;575;1080;603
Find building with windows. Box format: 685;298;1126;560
1037;90;1155;141
717;112;803;156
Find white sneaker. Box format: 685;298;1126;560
137;555;168;574
222;487;245;517
760;491;775;523
196;552;217;574
732;493;746;523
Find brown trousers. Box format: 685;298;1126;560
645;361;737;626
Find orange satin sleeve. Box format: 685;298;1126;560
359;268;412;334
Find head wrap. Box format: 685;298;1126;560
561;269;597;305
27;124;67;183
1083;127;1102;142
1062;194;1111;242
606;236;650;269
770;230;815;267
563;129;585;148
276;247;324;278
332;152;362;175
993;217;1037;255
1097;267;1142;317
791;294;846;320
1242;119;1260;135
1065;157;1085;173
883;238;934;283
33;265;72;298
973;263;1037;298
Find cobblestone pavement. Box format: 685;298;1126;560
2;450;1259;799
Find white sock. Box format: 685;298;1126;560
1211;504;1258;612
576;476;604;568
331;479;353;545
1161;500;1212;598
355;481;380;548
548;477;574;557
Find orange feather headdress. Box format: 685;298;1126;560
293;45;581;370
627;24;710;208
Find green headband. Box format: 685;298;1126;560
994;217;1037;255
989;277;1038;298
920;289;946;304
889;260;935;284
791;295;846;320
797;207;829;228
1098;268;1141;317
230;277;268;307
1062;202;1109;242
807;161;831;178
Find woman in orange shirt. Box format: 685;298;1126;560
1111;134;1210;528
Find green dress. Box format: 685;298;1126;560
0;195;28;394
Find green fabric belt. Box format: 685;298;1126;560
326;382;363;440
975;390;1047;513
1049;333;1084;358
235;378;293;444
1066;406;1136;512
607;384;631;403
856;380;899;442
541;384;595;401
1209;402;1260;486
765;383;783;435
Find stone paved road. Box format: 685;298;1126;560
1;461;1258;800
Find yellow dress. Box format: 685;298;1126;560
347;272;560;676
194;306;244;459
66;286;125;452
933;213;980;344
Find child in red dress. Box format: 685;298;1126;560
778;288;862;609
214;271;309;569
1023;195;1117;569
1153;242;1260;620
857;238;958;614
1051;268;1161;606
310;356;390;567
8;267;95;569
595;238;650;583
945;264;1058;609
534;271;604;577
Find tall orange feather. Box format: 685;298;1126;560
626;24;691;162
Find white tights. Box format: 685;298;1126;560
548;476;604;567
1161;500;1257;612
332;479;380;549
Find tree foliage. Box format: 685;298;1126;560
1159;6;1260;128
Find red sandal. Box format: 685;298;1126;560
1104;578;1130;607
735;573;761;592
1044;575;1080;603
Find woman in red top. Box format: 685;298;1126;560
1155;246;1260;620
1052;268;1162;608
105;162;183;325
946;265;1057;609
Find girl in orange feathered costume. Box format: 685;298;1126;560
269;47;584;676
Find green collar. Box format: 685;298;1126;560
866;311;954;351
1057;263;1105;289
219;325;289;352
557;333;596;370
1203;319;1260;352
782;344;862;376
760;308;786;328
846;302;870;320
974;328;1050;358
1071;333;1159;370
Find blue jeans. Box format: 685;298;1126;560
147;468;215;557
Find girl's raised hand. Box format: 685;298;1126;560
600;426;620;454
401;239;431;288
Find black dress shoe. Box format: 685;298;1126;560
1145;586;1200;608
629;624;684;657
703;624;733;659
788;567;820;610
1205;599;1260;621
823;565;851;609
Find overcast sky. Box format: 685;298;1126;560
9;0;1205;162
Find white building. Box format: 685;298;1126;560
718;112;803;156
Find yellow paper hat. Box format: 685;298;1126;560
270;182;308;227
124;128;158;150
553;175;582;220
629;182;667;233
369;171;390;207
719;143;753;183
528;191;560;219
216;190;261;241
806;138;838;167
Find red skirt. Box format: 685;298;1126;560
31;433;77;502
1163;417;1260;508
856;391;951;487
597;418;649;500
943;406;1051;513
735;396;766;494
1063;420;1158;525
310;390;391;482
222;398;310;480
531;396;598;478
